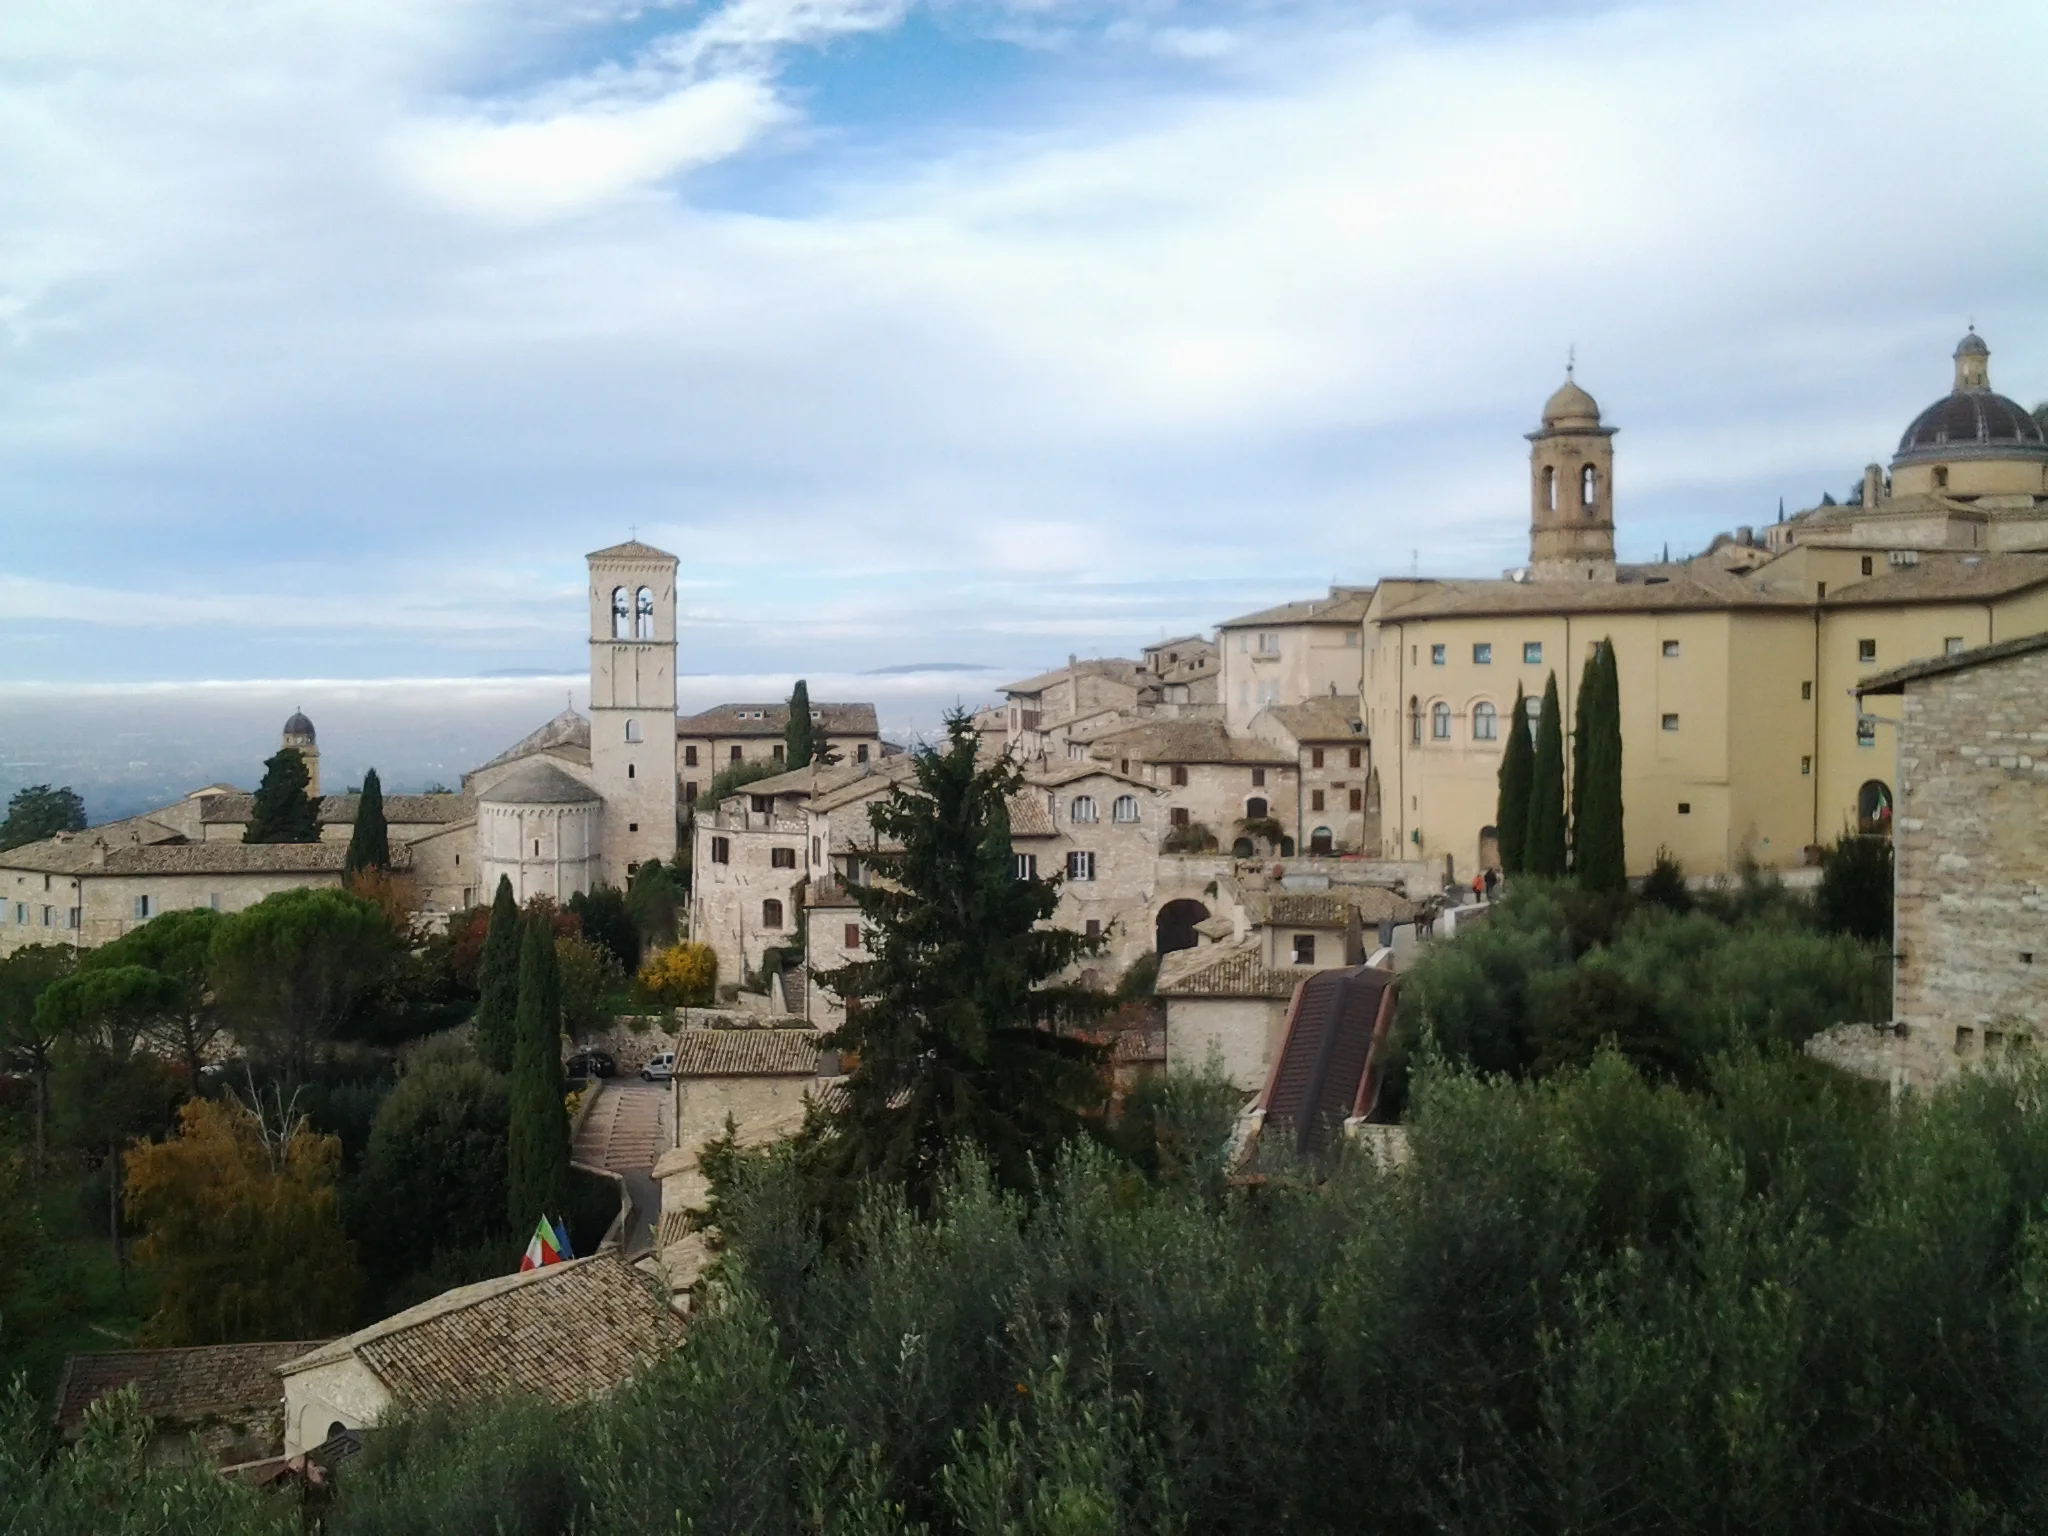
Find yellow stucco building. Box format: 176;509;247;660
1359;333;2048;880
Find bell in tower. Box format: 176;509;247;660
1526;363;1618;583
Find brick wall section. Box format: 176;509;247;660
1892;646;2048;1059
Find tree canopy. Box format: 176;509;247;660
471;876;521;1073
1524;672;1568;878
506;914;568;1237
803;710;1107;1218
207;888;398;1079
0;784;85;851
243;747;319;844
1571;638;1626;892
1495;682;1533;874
784;679;816;770
343;767;390;876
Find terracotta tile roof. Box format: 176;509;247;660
1260;697;1365;743
676;703;878;739
1157;940;1317;999
1822;552;2048;607
587;539;678;563
281;1255;679;1408
2;837;409;877
1000;658;1145;695
1217;588;1376;629
471;709;591;775
1087;719;1295;767
1006;792;1056;837
671;1029;825;1077
1377;566;1801;621
56;1341;327;1433
479;761;600;806
1858;627;2048;694
1021;760;1158;791
200;792;475;827
809;757;921;814
1251;888;1422;927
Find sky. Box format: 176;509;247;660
4;0;2047;806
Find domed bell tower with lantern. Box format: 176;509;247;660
1527;365;1618;582
587;540;680;887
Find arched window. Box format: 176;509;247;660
624;718;642;743
1472;701;1498;741
1071;795;1097;824
611;586;630;639
1431;701;1451;739
1112;795;1138;823
635;587;655;640
1581;463;1597;507
1857;780;1893;837
762;899;784;929
1543;465;1556;511
1309;826;1333;855
1245;796;1269;821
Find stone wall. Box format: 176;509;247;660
1891;647;2048;1055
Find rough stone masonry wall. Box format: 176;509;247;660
1892;647;2048;1067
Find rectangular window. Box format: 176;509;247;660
1677;802;1692;815
771;847;796;869
1801;681;1813;701
133;895;151;920
1310;748;1324;769
812;836;821;862
1857;639;1876;663
684;745;698;767
856;744;870;763
1662;640;1680;658
1251;768;1266;788
628;821;638;833
844;923;861;949
1085;919;1101;939
1661;713;1679;731
1066;851;1095;881
1523;641;1542;664
1860;555;1873;576
1430;643;1446;665
1311;789;1325;812
1857;717;1876;747
13;904;23;925
1801;756;1812;775
1348;788;1363;812
1348;747;1362;769
41;906;53;926
1472;643;1492;664
729;745;742;762
1170;807;1190;830
1292;934;1316;965
1945;636;1965;656
711;836;731;864
1015;853;1038;881
1170;765;1188;787
1257;631;1280;656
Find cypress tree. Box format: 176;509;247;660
473;876;521;1073
1574;640;1627;892
785;679;817;770
343;767;390;877
506;912;569;1238
244;747;320;843
1495;683;1534;873
1524;673;1568;878
1571;645;1598;858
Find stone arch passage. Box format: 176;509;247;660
1155;898;1209;955
1857;779;1893;837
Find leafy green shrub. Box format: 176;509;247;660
1816;832;1894;948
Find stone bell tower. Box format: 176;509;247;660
587;540;679;887
1527;367;1618;582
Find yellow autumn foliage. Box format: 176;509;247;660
639;941;717;1006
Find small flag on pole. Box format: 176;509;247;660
552;1216;574;1262
519;1215;566;1272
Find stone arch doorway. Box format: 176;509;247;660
1309;826;1334;856
1857;779;1893;836
1155;898;1209;955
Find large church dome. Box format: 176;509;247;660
1893;331;2048;468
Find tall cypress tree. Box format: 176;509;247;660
1571;644;1599;859
506;912;569;1238
343;767;390;877
1524;673;1568;878
1495;682;1534;874
472;877;521;1073
785;679;817;770
244;747;320;844
1574;640;1628;892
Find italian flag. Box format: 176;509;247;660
519;1215;573;1271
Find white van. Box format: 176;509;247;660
641;1051;675;1084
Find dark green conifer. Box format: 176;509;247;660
243;748;320;843
1524;673;1568;878
506;912;569;1238
343;767;390;877
1573;640;1627;892
1495;682;1534;873
473;876;521;1072
785;679;817;770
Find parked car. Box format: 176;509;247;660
566;1047;616;1079
640;1051;675;1084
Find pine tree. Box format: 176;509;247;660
1524;673;1568;878
1495;683;1534;873
243;748;319;843
802;710;1108;1222
506;912;569;1238
1573;640;1627;892
472;877;521;1073
785;679;816;770
343;767;390;877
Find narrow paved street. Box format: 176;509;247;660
572;1081;669;1258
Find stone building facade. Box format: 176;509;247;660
676;702;882;805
